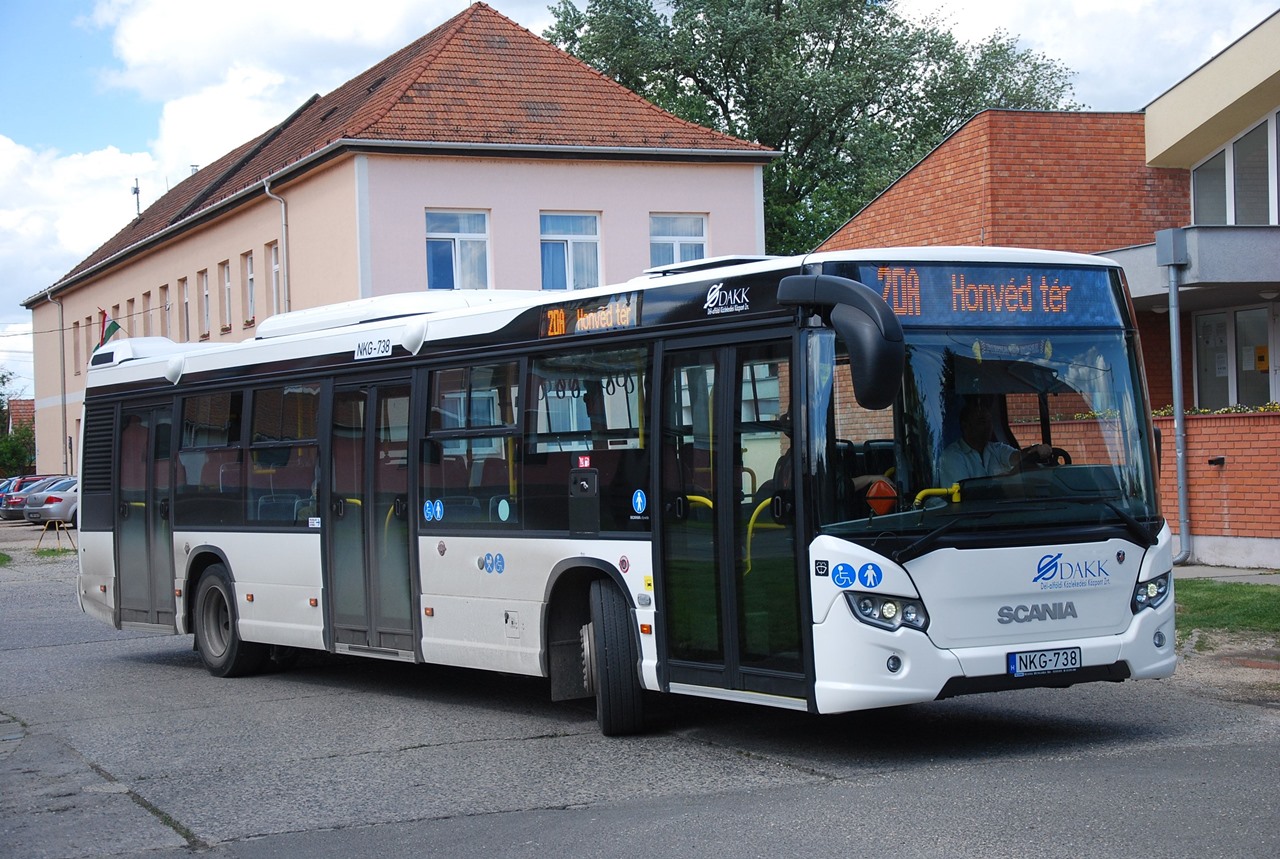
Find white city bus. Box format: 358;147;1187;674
77;248;1175;735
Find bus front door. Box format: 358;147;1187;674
659;339;805;700
326;383;416;659
116;405;176;630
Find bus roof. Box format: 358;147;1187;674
84;246;1123;391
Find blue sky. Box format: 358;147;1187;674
2;0;1278;399
0;4;153;154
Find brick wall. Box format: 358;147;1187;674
1136;312;1194;410
820;110;1189;255
1153;413;1280;538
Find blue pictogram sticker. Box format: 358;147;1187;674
433;499;444;521
857;563;883;589
632;489;647;515
495;553;505;574
423;500;435;521
485;553;495;573
832;563;856;589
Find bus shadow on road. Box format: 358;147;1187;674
645;690;1140;763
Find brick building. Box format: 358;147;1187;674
819;10;1280;567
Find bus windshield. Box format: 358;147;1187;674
813;327;1160;548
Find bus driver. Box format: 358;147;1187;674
938;396;1052;486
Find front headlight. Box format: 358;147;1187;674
846;591;929;632
1131;572;1171;613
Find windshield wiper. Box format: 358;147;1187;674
1045;497;1158;547
893;515;970;565
1104;501;1158;547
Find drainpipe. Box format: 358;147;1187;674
263;178;291;312
44;289;69;475
1156;229;1191;564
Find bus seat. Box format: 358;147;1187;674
257;494;300;521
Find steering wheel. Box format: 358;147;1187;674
1048;446;1071;466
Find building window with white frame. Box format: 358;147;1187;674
1191;112;1279;226
241;251;255;325
219;261;232;330
426;210;489;290
540;212;599;290
179;278;190;341
158;285;169;337
649;214;706;268
269;242;282;314
198;270;210;338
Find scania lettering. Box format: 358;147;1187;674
997;602;1079;624
77;247;1174;736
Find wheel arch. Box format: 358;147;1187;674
180;544;234;634
543;557;631;702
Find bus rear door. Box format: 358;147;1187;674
116;404;176;630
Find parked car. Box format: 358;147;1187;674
25;477;79;528
1;476;68;520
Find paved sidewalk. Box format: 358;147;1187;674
1174;563;1280;586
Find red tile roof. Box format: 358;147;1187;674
6;399;33;431
42;3;770;297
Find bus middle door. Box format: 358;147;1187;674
326;382;415;659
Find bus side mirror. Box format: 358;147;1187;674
779;274;905;410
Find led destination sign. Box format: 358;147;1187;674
858;264;1123;328
539;291;642;339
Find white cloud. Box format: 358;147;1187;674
897;0;1280;110
2;0;1274;384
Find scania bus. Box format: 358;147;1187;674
77;247;1174;735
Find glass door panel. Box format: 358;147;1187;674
328;383;414;654
1195;313;1228;409
661;349;722;664
1235;308;1270;406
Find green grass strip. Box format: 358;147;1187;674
1176;578;1280;636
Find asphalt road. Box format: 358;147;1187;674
2;519;1278;859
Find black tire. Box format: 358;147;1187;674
586;579;643;736
194;564;266;678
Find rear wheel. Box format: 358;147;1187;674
194;564;266;677
583;579;643;736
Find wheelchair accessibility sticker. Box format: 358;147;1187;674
831;564;856;588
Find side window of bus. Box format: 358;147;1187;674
525;346;650;532
422;362;520;527
828;354;898;521
247;384;321;525
175;391;245;526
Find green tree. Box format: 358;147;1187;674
546;0;1081;253
0;424;35;477
0;369;35;476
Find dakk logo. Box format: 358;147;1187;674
1033;553;1063;583
1032;552;1112;589
703;282;751;316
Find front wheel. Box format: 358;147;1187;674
194;564;266;677
583;579;643;736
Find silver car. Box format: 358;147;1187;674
1;476;67;520
24;478;79;528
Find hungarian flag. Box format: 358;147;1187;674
96;308;121;351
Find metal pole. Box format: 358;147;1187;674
1166;259;1192;564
